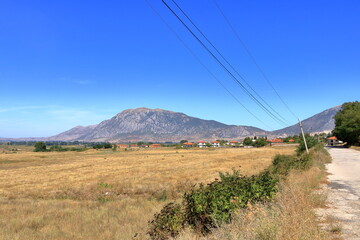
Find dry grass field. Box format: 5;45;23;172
0;145;295;240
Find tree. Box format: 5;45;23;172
180;140;188;144
333;101;360;146
243;137;253;146
34;142;47;152
253;138;267;147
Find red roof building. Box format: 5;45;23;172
289;139;295;142
149;144;162;148
327;136;340;146
327;136;337;140
183;142;194;147
211;141;220;147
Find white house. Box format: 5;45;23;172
229;141;238;146
197;141;207;148
327;136;342;146
211;141;220;147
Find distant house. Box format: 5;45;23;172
327;136;342;146
229;141;238;146
149;144;162;148
183;142;194;148
197;141;207;148
288;139;295;143
211;141;220;147
271;138;283;143
130;144;138;148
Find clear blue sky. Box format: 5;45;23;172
1;0;359;137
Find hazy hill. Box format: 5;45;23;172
1;106;341;142
47;108;268;142
272;105;341;136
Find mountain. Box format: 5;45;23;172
3;106;341;142
273;105;341;136
47;108;267;142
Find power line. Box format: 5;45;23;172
212;0;298;120
145;0;273;130
162;0;289;127
169;0;291;126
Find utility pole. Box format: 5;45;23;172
298;118;309;154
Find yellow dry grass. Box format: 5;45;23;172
0;146;295;240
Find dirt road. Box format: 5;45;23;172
322;147;360;239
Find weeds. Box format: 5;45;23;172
148;144;332;239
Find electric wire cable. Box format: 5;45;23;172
212;0;299;120
162;0;289;127
145;0;273;130
169;0;291;126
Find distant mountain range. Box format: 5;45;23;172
0;106;341;142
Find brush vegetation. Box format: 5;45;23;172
148;141;336;240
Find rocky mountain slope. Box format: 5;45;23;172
44;106;341;142
272;105;341;136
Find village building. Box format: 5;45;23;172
197;141;207;148
270;138;283;145
211;141;220;147
327;136;342;146
149;144;162;148
288;139;295;143
183;142;194;148
229;141;238;146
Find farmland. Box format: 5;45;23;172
0;145;295;239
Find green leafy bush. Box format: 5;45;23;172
296;134;318;155
271;154;297;176
148;144;324;239
184;170;277;233
148;203;185;240
34;142;47;152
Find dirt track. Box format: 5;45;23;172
320;147;360;239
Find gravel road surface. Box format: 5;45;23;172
320;147;360;239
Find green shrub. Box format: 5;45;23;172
296;134;318;155
34;142;47;152
271;154;297;176
148;144;326;238
271;153;314;176
296;153;313;170
183;170;277;233
148;203;185;240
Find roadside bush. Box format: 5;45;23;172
271;153;313;176
148;203;185;240
184;170;277;233
296;134;318;155
148;144;325;239
270;154;297;176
